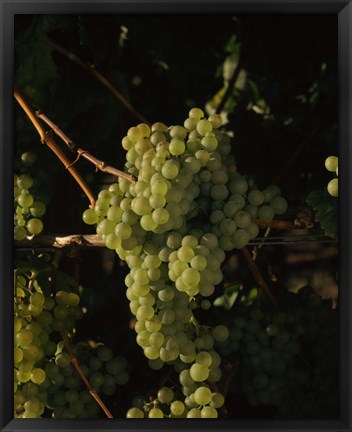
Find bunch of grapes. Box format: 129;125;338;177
325;155;338;197
14;151;47;240
221;287;338;418
14;269;129;418
45;341;129;418
127;384;224;418
82;107;288;417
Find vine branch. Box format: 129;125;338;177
14;86;96;208
36;111;136;183
46;38;150;125
254;218;307;230
15;234;106;250
60;331;113;418
242;246;278;309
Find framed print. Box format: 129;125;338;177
1;1;351;432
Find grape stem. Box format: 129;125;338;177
46;38;150;125
60;331;114;418
14;86;96;208
241;247;278;309
35;111;136;183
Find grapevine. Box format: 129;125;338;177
13;14;339;421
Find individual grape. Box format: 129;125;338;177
29;201;46;218
234;211;252;228
201;406;218;418
30;368;46;385
248;190;264;206
189;107;204;119
82;209;99;225
187;408;202;418
26;218;43;235
18;192;34;208
327;178;338;197
210;392;225;408
21;152;37;166
197;119;212;136
190;363;209;382
149;407;164;418
157;386;174;403
195;351;212;367
171;400;185;415
127;407;144;418
17;174;34;189
14;226;27;241
269;196;288;214
16;330;34;347
325;156;338;172
212;325;229;342
258;205;274;222
194;386;212;405
162;160;179;179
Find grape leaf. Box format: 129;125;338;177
306;189;338;239
213;284;241;310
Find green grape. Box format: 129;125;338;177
17;174;34;189
162;160;179;179
170;400;185;415
187;408;202;418
327;178;338;197
195;351;212;367
201;406;218;418
248;190;264;206
270;196;288;214
258;205;274;222
21;152;37;166
197;119;212;136
169;139;186;156
18;192;34;208
30;201;46;217
30;368;46;384
149;407;164;418
82;209;99;225
210;392;225;408
14;226;26;241
157;386;174;403
27;218;43;235
190;363;209;382
189;107;204;119
194;386;212;405
16;330;34;347
325;155;338;172
212;325;229;342
55;352;71;368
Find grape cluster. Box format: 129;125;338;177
82;107;288;417
325;155;338;197
14;274;83;418
220;287;338;418
127;384;224;418
46;341;129;418
14;270;129;418
14;152;46;240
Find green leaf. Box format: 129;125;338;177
213;284;241;310
306;189;338;239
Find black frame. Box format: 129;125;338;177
1;1;351;431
